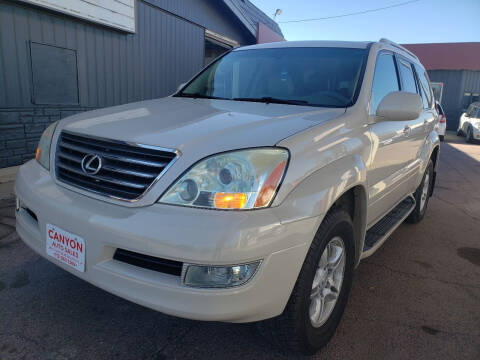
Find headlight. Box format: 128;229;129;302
35;121;58;170
159;148;289;210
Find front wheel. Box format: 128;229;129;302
407;160;433;224
466;127;475;143
259;210;355;355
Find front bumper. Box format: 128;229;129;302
15;160;319;322
473;126;480;139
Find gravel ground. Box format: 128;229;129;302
1;132;479;359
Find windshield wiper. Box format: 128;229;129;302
175;92;227;100
233;97;309;105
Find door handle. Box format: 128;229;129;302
403;125;411;136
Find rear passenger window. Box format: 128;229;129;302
398;60;417;94
370;53;399;115
417;79;429;109
414;64;433;108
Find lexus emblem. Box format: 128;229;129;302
81;154;103;175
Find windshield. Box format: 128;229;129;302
177;47;368;107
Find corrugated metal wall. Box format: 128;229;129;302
0;0;205;108
144;0;253;45
462;70;480;97
429;70;480;130
0;0;253;167
429;70;463;129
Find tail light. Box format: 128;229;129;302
439;115;446;123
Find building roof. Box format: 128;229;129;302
222;0;283;40
236;40;371;51
402;43;480;71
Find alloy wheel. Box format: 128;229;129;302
309;236;346;328
420;172;430;212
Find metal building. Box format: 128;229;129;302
403;43;480;131
0;0;283;168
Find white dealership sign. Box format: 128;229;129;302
21;0;136;33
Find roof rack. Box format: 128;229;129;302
379;38;418;59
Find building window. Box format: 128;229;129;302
204;30;238;66
205;38;231;66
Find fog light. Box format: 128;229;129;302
183;261;261;288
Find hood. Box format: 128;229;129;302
61;97;344;156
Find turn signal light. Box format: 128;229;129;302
254;160;287;207
214;192;247;209
35;147;41;161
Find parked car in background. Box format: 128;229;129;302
15;39;440;355
457;102;480;143
436;101;446;141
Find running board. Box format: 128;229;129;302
361;196;415;259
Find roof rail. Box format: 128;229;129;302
379;38;418;59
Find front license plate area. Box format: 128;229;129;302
46;224;85;272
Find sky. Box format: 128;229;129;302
250;0;480;44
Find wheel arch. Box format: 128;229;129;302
273;154;369;268
430;145;440;170
324;185;368;267
428;144;440;196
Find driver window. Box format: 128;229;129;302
370;53;400;115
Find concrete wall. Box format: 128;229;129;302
0;108;87;168
0;0;253;168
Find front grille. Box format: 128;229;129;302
55;131;177;200
113;248;183;276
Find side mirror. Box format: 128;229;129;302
375;91;423;121
464;112;470;118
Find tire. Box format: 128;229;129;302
258;210;355;356
457;127;464;136
466;127;474;143
407;160;433;224
439;135;444;142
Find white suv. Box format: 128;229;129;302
458;102;480;143
15;39;439;355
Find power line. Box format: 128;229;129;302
278;0;421;24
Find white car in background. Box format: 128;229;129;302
457;102;480;143
435;101;446;141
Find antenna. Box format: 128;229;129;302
273;9;282;19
